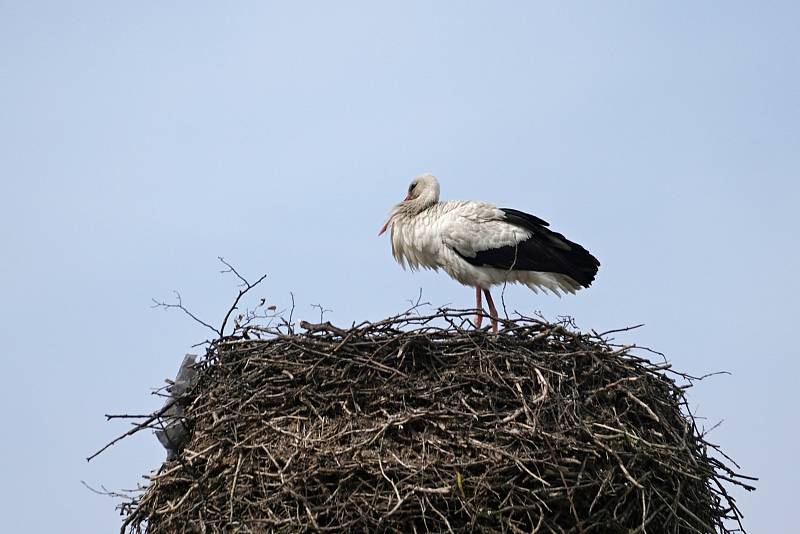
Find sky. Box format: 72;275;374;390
1;1;798;531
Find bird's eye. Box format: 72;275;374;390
409;183;416;193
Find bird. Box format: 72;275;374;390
378;173;600;332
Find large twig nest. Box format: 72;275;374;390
120;310;753;533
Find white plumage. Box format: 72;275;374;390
379;173;600;332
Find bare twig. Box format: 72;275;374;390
217;257;268;338
87;400;176;462
310;303;332;323
151;292;217;335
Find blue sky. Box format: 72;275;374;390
1;2;798;532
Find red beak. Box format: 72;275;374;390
379;194;412;236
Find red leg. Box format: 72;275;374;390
483;289;498;333
474;286;483;328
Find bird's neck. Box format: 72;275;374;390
395;196;437;218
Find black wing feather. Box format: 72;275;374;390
455;208;600;287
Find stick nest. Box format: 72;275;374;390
119;310;753;533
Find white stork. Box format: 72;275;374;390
378;173;600;332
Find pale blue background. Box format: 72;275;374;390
1;2;797;532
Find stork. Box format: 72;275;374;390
378;173;600;332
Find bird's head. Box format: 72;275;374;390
379;173;441;236
403;173;440;204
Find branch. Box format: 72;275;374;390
151;291;218;336
87;400;176;462
218;257;268;338
310;303;332;323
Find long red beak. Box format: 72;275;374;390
378;195;412;236
378;218;391;236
